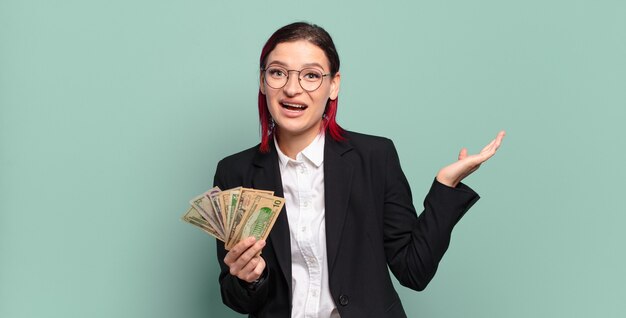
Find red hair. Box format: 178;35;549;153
257;22;345;153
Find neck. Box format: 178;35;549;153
275;127;322;160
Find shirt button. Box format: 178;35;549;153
339;294;349;306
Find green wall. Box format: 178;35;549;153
1;1;625;317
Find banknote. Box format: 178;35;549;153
227;190;241;231
225;188;243;242
220;187;242;242
207;189;225;234
230;195;284;249
183;187;283;248
189;187;224;238
181;206;223;242
226;188;274;249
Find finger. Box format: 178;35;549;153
241;255;267;282
485;131;506;151
458;148;468;161
224;236;256;265
493;130;506;150
239;256;261;280
480;131;506;158
480;138;497;153
232;239;266;271
462;152;492;167
231;240;265;277
247;257;266;282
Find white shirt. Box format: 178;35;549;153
275;134;340;318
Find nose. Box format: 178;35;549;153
283;71;303;96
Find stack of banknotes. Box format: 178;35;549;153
182;187;285;250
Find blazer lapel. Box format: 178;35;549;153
251;141;292;297
324;134;354;273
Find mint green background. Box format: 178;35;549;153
1;1;625;317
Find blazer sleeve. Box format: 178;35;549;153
213;158;270;314
382;140;480;291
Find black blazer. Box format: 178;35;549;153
213;131;479;318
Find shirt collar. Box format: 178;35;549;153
275;133;325;168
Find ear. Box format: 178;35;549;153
259;72;266;95
329;71;341;100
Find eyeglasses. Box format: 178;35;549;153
262;66;331;92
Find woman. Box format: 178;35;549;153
213;22;505;318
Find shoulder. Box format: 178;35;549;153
213;143;265;188
326;130;399;166
215;143;266;180
342;130;396;152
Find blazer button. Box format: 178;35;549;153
338;294;349;306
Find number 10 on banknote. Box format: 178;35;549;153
182;187;285;250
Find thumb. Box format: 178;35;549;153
458;148;468;161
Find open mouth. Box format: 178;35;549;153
281;102;308;111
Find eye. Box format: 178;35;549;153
301;69;322;81
267;67;287;78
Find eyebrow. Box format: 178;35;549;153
266;60;327;71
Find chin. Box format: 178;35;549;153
276;120;323;137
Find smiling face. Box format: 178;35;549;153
260;40;340;144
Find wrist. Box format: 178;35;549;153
238;269;268;291
436;173;458;188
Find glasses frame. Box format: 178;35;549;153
262;67;331;92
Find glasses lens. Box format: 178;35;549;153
299;68;324;91
265;67;288;89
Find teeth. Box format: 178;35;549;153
282;102;306;109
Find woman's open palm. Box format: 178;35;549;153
436;131;506;188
